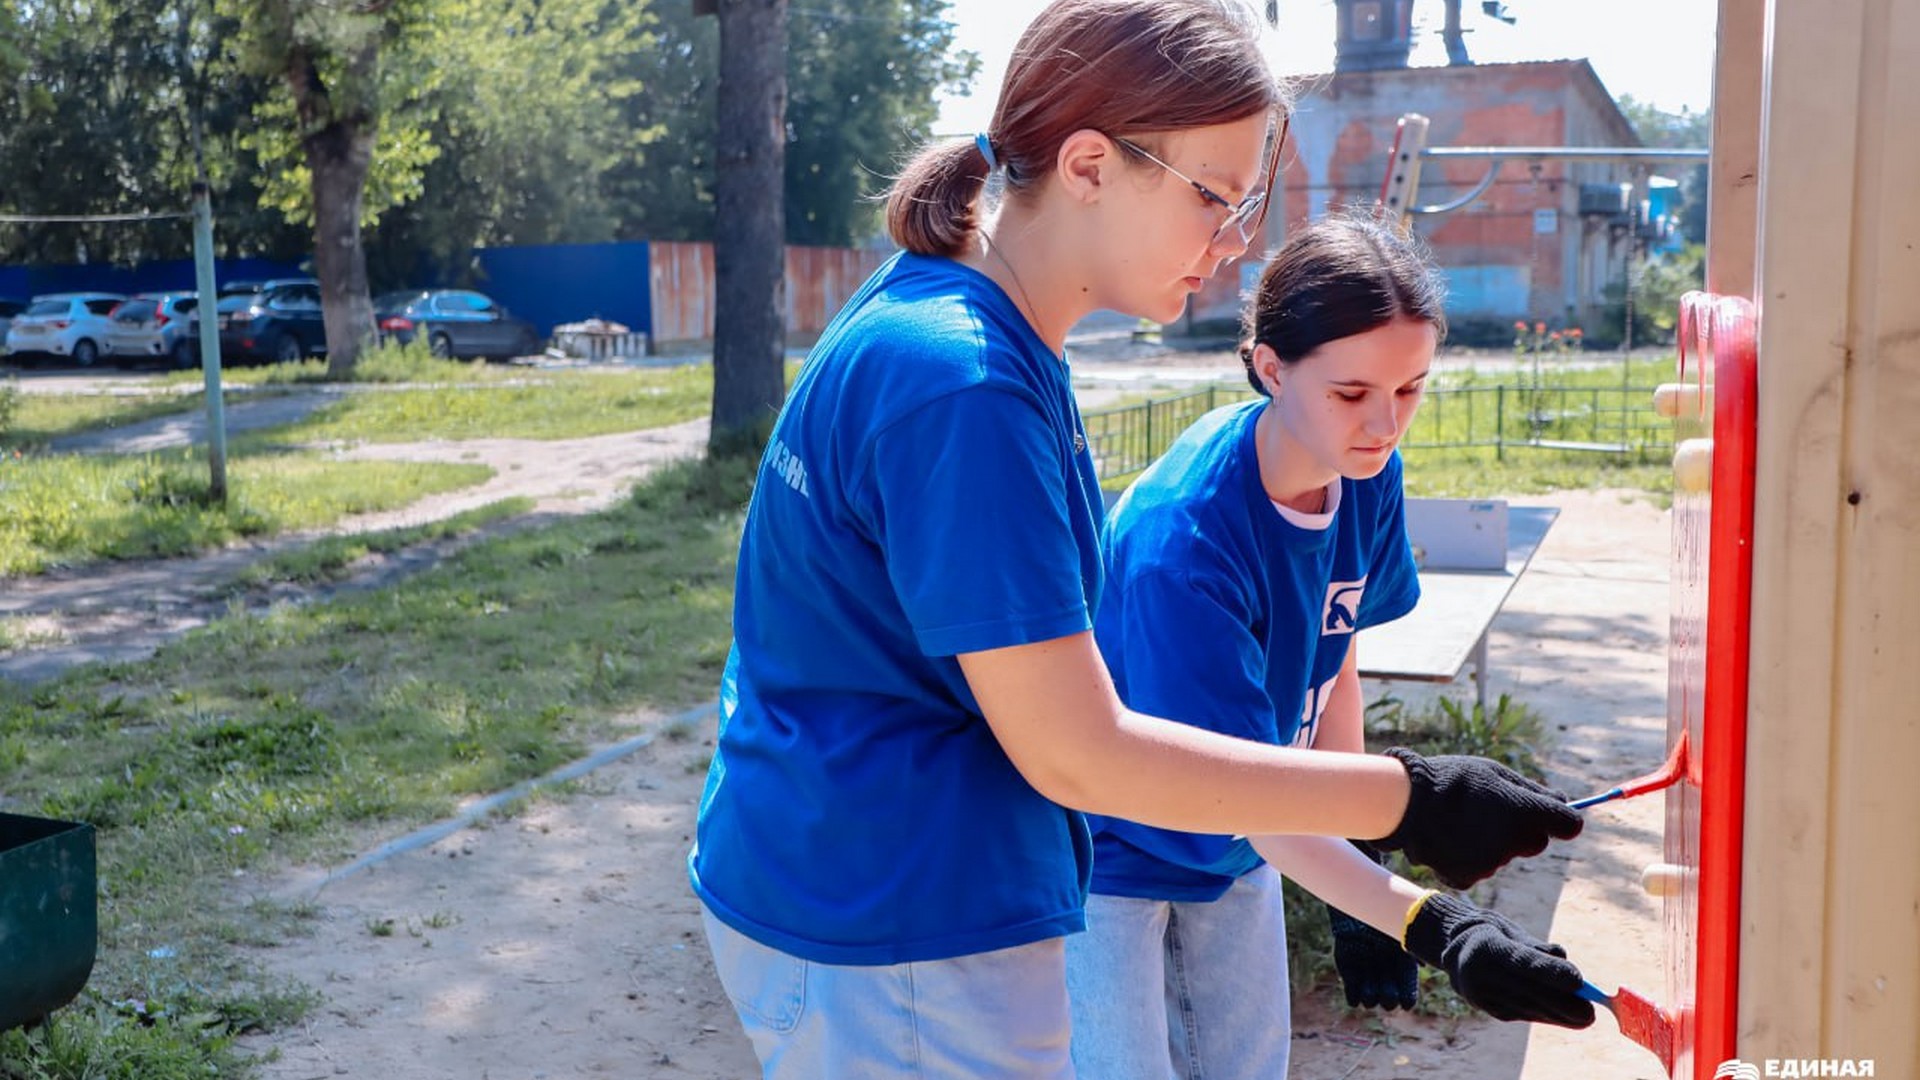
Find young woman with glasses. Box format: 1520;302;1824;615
689;3;1590;1075
1065;211;1596;1080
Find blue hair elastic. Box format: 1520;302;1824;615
974;132;999;171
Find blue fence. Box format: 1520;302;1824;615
0;243;654;339
0;256;306;302
467;242;650;338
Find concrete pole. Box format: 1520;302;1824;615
190;180;227;502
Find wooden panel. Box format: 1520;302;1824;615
1705;0;1763;297
1741;0;1920;1073
1823;0;1920;1065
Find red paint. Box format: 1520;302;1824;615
1606;983;1680;1072
1663;291;1758;1078
1692;292;1758;1079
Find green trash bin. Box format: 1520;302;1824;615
0;812;97;1033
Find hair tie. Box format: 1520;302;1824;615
974;132;999;171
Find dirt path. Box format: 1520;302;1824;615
8;379;1676;1078
1;408;710;683
230;488;1674;1080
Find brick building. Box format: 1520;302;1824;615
1191;0;1647;341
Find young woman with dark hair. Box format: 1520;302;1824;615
1066;211;1595;1079
690;6;1588;1076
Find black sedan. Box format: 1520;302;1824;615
374;289;542;361
207;279;325;364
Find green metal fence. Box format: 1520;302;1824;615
1082;382;1671;483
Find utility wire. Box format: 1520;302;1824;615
0;211;191;223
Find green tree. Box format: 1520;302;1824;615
1593;242;1704;348
217;0;447;375
365;0;656;286
0;0;967;319
0;0;202;265
614;0;975;248
784;0;974;246
604;1;719;243
1616;94;1710;245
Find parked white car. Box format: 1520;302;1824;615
3;292;125;366
104;291;201;368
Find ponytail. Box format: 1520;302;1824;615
885;138;993;258
886;0;1280;259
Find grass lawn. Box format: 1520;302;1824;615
1;392;203;449
0;355;717;574
0;347;1640;1077
0;455;753;1080
0;450;493;576
244;366;710;445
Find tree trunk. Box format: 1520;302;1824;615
708;0;788;456
283;33;379;379
308;120;378;379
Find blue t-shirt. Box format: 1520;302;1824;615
689;252;1105;965
1089;399;1420;902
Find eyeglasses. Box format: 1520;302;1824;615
1111;116;1286;248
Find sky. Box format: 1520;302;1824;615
934;0;1721;136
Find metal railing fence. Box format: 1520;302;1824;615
1082;382;1672;483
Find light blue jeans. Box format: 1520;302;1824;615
700;906;1075;1079
1064;868;1292;1080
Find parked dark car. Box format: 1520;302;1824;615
214;279;325;364
374;289;541;361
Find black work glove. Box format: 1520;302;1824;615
1371;747;1584;889
1326;842;1419;1010
1403;891;1595;1028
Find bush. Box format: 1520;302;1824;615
1281;692;1551;1010
246;340;488;386
348;340;489;384
1443;314;1530;350
0;378;17;440
1588;243;1705;349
